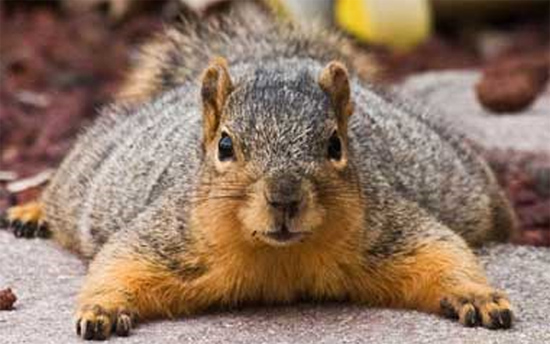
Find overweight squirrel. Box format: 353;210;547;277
4;2;517;340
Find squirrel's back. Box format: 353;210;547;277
42;88;203;256
117;1;375;105
348;85;516;249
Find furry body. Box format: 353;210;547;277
6;2;516;340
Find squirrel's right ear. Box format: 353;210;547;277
200;57;233;143
318;61;353;127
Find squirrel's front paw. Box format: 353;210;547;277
440;288;513;329
76;305;134;340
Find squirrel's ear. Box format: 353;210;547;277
318;61;353;126
200;57;233;143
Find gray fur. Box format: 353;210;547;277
42;1;515;262
43;58;514;259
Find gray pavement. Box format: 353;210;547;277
1;231;549;344
400;70;550;154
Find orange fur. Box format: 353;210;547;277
77;172;368;321
363;241;489;312
236;178;326;246
78;217;511;325
344;234;512;328
7;201;44;225
78;257;191;319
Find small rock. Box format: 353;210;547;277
0;288;17;310
476;53;549;113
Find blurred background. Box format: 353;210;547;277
0;0;549;245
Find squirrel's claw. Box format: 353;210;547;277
76;305;134;340
115;313;133;337
8;218;49;239
440;289;513;329
3;202;50;239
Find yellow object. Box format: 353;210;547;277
336;0;432;50
265;0;292;19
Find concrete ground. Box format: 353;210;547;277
1;232;549;344
1;70;549;343
400;70;550;153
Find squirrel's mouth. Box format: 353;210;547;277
262;224;309;245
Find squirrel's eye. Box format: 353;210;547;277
327;131;342;161
218;132;234;161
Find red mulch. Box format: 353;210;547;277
488;151;550;246
0;2;548;245
1;2;163;178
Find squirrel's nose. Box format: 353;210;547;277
266;175;303;218
268;199;301;218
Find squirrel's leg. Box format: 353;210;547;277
75;228;204;340
361;223;513;329
2;201;50;238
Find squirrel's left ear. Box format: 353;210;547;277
201;57;233;144
318;61;353;127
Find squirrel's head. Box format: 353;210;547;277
194;57;363;248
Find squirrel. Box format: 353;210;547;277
3;1;518;340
